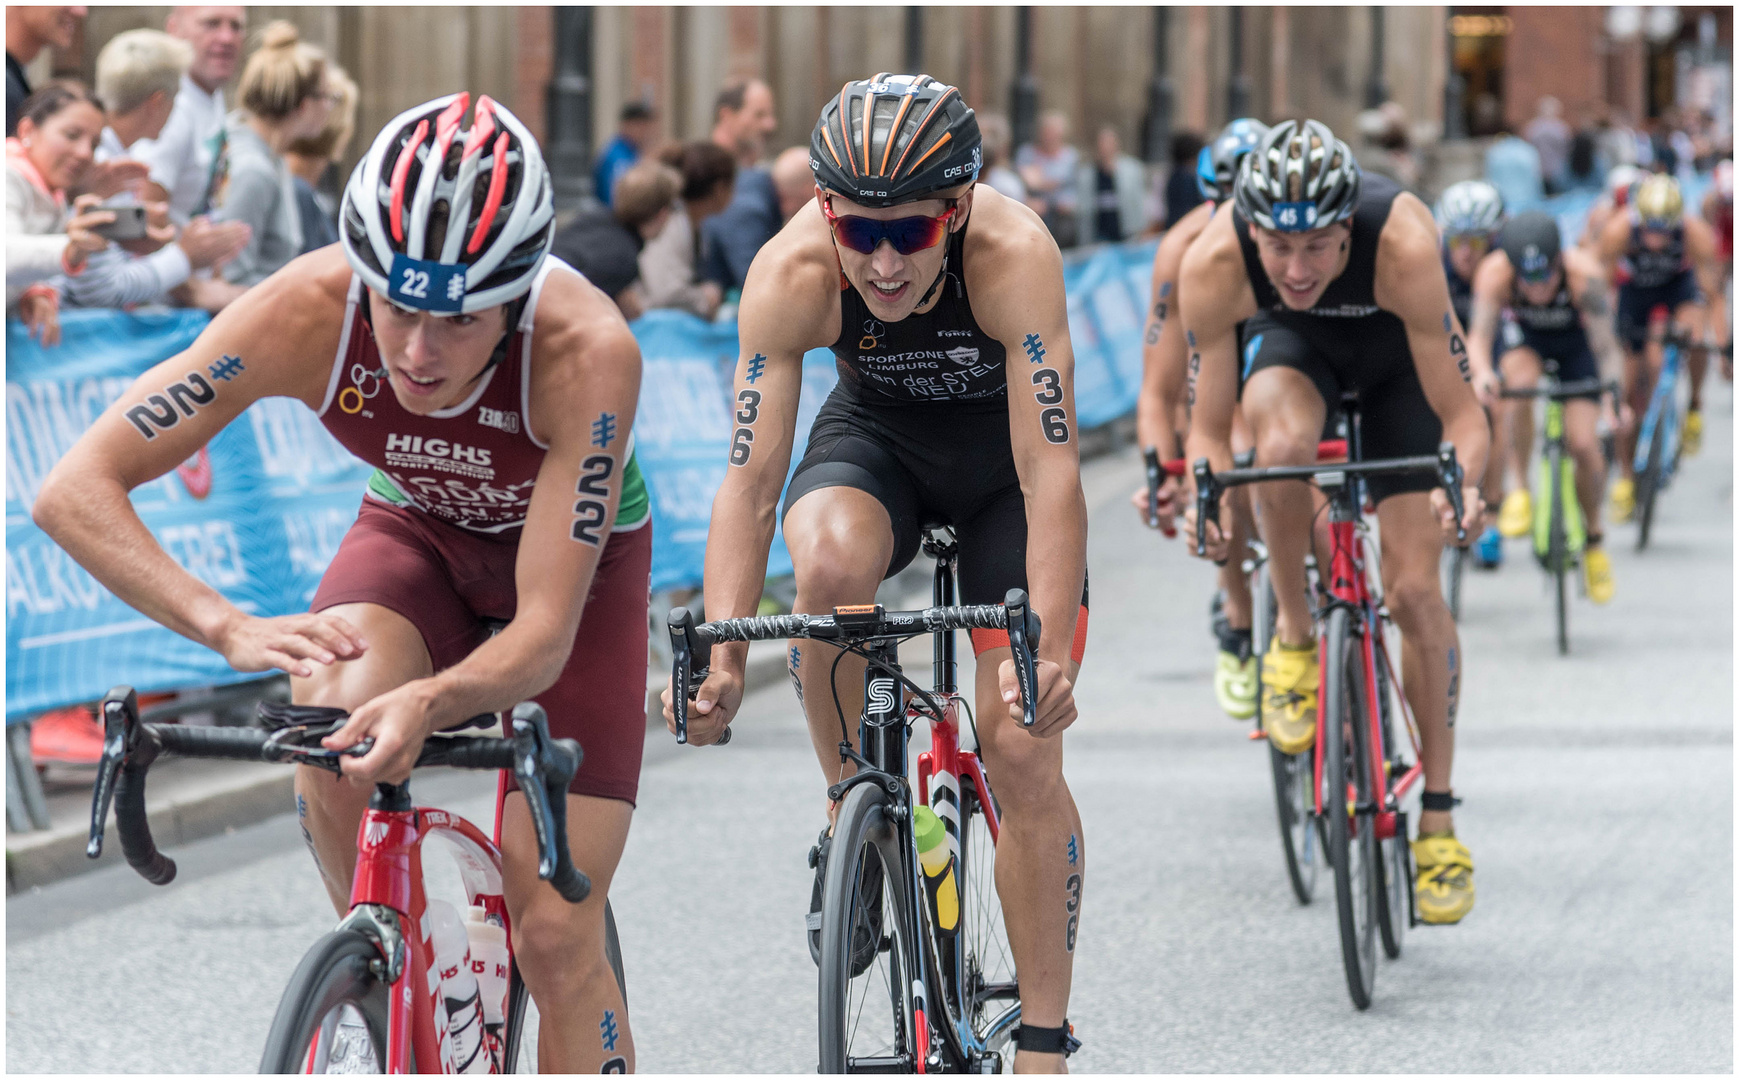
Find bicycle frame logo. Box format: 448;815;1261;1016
364;819;391;847
866;677;898;717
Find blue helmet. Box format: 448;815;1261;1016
1196;118;1270;201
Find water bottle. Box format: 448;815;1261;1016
465;905;511;1058
427;899;489;1074
913;805;959;935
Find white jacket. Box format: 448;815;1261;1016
5;143;71;308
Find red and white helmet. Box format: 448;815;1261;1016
341;92;554;314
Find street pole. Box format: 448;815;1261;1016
1143;6;1173;164
1010;6;1038;151
546;6;595;211
905;7;924;74
1365;6;1390;109
1227;7;1251;121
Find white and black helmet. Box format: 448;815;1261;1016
341;92;554;314
1434;180;1505;239
1233;119;1361;233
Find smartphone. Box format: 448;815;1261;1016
91;205;150;242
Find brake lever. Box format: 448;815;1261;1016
509;702;590;902
87;686;139;858
667;607;730;746
1003;589;1044;729
1437;441;1467;544
1142;446;1162;529
1191;458;1221;559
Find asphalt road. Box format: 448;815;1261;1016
8;385;1731;1073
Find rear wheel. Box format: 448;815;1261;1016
1322;608;1377;1010
1548;442;1570;655
259;930;392;1073
1635;410;1667;552
504;901;627;1072
1370;640;1408;959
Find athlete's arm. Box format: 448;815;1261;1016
1464;250;1510;407
1594;213;1631;280
329;270;645;780
1130;203;1211;529
1565;251;1630;429
31;249;367;676
1684;217;1725;339
1373;195;1488;536
1178;209;1257;560
971;197;1087;736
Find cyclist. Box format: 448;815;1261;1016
661;74;1089;1070
1595;173;1724;511
1467;211;1629;603
1434;179;1508;568
1579;163;1642;250
1180;120;1488;924
1128;117;1267;719
33;94;650;1073
1699;159;1733;379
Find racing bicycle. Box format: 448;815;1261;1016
1633;328;1692;551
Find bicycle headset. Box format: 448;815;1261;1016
340;92;555;376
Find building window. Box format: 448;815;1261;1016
1450;7;1511;137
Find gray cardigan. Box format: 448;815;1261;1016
209;112;302;286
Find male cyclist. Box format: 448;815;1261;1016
1180;120;1488;924
1128;117;1267;719
34;95;651;1073
1467;212;1628;603
662;74;1089;1071
1578;163;1642;251
1434;179;1508;568
1596;173;1724;512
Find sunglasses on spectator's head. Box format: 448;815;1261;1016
822;196;960;255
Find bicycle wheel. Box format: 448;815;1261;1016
1440;543;1465;622
1270;740;1319;905
1547;442;1570;656
1321;608;1378;1010
1636;411;1667;552
504;901;627;1073
933;774;1020;1071
1370;641;1408;960
818;782;919;1073
259;929;394;1073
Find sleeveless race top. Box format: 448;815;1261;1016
1622;216;1689;289
829;215;1008;411
1443;249;1474;331
318;258;649;536
1507;279;1579;334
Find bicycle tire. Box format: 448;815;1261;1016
1440;543;1465;622
259;929;396;1073
1370;638;1407;959
818;782;919;1073
1636;412;1666;552
1322;607;1378;1010
503;900;627;1073
933;775;1020;1071
1548;442;1570;655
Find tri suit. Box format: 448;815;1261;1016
781;216;1089;661
311;258;652;803
1234;173;1444;503
1497;276;1601;399
1616;217;1703;349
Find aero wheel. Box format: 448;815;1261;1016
1270;740;1319;904
259;930;393;1073
1547;442;1570;656
504;901;627;1072
1370;645;1408;960
1321;608;1377;1009
818;782;918;1073
1635;413;1666;552
933;776;1020;1071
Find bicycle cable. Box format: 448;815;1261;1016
824;635;953;765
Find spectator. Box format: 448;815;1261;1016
282;64;356;253
131;6;246;224
1016;109;1080;246
593;99;656;208
6;82;111;343
641;141;734;319
1567;108;1600;190
6;6;85;137
769;145;813;224
1162;130;1205;228
1484;128;1543;213
1597;107;1641;172
205;20;332;288
551;159;680;322
1356;102;1420;191
1524;95;1571;194
977;111;1027;202
1075;124;1147;243
61;29;250;311
697;78;780;292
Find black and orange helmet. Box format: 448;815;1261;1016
810;73;981;207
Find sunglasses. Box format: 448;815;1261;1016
822;196;959;255
1447;234;1491;255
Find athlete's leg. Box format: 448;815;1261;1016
1220;408;1257;629
1497;346;1543;492
1240;366;1329;648
1373;494;1458;836
290;602;433;913
783;486;898;786
1672;298;1710;414
974;649;1083;1075
501;795;635;1072
1564;398;1607;534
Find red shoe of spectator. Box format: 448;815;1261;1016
30;706;105;765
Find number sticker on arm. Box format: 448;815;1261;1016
729;388;761;466
570;454;614;545
1030;368;1071;444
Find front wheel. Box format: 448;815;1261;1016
933;773;1019;1071
1270;742;1319;905
1547;442;1570;656
1321;608;1377;1010
1635;412;1667;552
259;930;393;1073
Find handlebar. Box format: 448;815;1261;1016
87;690;591;904
668;588;1045;736
1193;441;1468;555
1498;378;1619;401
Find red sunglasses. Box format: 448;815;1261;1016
822;196;960;255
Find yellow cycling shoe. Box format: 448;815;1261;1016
1412;831;1475;924
1584;545;1614;605
1682;410;1703;457
1260;640;1318;755
1496;489;1532;538
1215;649;1258;720
1610;478;1635;523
